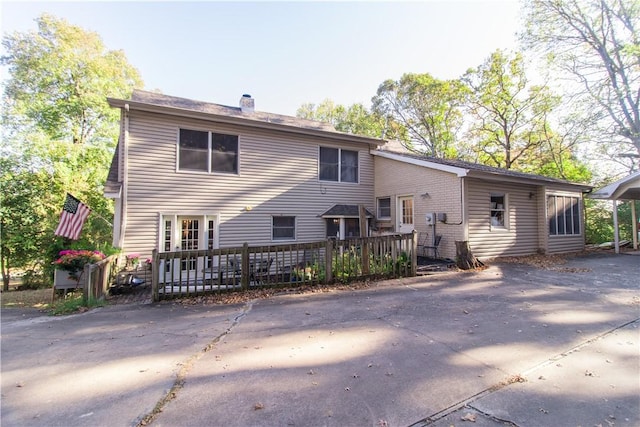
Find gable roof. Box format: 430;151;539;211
373;150;592;191
108;90;384;147
589;171;640;201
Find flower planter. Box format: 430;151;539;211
54;269;82;290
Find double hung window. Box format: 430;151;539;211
178;129;238;174
377;197;391;219
319;147;358;183
490;194;506;228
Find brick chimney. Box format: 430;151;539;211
239;94;255;113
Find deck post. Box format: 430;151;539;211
241;243;250;290
325;238;333;284
151;249;159;302
411;230;418;277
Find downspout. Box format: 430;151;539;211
612;199;620;254
460;177;468;241
118;103;130;249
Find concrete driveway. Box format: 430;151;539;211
2;252;638;427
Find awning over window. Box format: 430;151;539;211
320;204;374;218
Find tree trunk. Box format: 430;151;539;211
455;241;484;270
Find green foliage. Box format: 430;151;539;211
1;13;142;145
50;294;106;316
53;249;106;276
372;73;468;157
585;199;639;244
463;50;561;170
18;269;51;290
0;13;142;288
296;99;405;141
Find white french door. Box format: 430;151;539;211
397;196;414;233
160;214;219;276
179;217;200;274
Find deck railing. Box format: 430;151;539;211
151;232;417;301
82;254;119;304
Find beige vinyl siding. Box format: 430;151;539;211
374;157;464;259
467;178;540;258
121;110;374;258
545;186;586;254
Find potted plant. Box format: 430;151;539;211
125;253;140;270
53;250;106;286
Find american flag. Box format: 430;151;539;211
54;194;91;240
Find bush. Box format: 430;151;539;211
18;269;50;290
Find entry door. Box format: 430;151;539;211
180;218;200;274
397;196;414;233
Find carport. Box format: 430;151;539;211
589;171;640;253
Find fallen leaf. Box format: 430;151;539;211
254;402;264;410
461;412;476;422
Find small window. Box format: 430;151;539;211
326;218;340;239
377;197;391;219
490;194;506;228
548;195;581;236
272;216;296;241
319;147;358;183
178;129;238;174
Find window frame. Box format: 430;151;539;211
490;193;508;230
377;197;391;219
318;146;359;183
548;195;581;236
272;216;296;242
177;128;239;175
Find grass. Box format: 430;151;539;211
1;288;106;315
1;288;52;310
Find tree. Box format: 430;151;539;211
462;50;560;170
371;73;468;157
296;99;406;140
522;0;640;168
2;13;141;145
1;14;142;287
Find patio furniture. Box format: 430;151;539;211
419;234;442;258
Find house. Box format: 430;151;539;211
104;90;381;264
373;148;593;260
104;90;593;266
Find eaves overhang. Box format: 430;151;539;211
371;150;468;177
107;97;385;147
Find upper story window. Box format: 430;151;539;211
178;129;238;174
377;197;391;219
548;195;581;236
319;147;358;183
490;193;506;228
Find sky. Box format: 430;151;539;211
1;1;522;116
